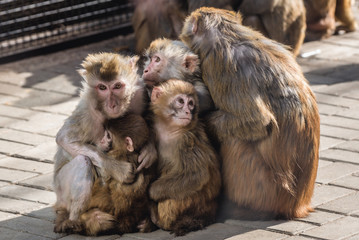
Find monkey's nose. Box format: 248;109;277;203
144;69;148;73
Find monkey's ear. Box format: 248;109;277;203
151;87;163;103
191;16;198;34
125;137;134;152
183;54;199;73
130;56;139;70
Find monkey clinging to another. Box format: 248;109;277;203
78;114;155;236
149;80;221;236
181;7;320;219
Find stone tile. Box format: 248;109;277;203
32;97;79;116
314;80;359;98
24;206;55;222
317;103;349;116
0;211;19;221
0;196;46;214
61;234;118;239
315;162;359;184
267;221;316;236
323;35;359;48
176;223;253;240
317;192;359;215
31;74;79;96
305;73;343;86
122;229;173;240
0;105;35;120
15;141;57;162
0;168;38;182
301;216;359;240
319;136;345;151
320;125;359;140
320;149;359;164
318;159;333;169
335;107;359;119
0;94;19;104
0;128;54;146
0;139;34;156
225;229;287;240
335;140;359;152
330;173;359;190
0;115;27;128
345;234;359;240
0;181;9;187
0;185;56;204
0;70;33;86
315;93;359;108
298;210;343;226
320;115;359;130
7;111;67;137
0;157;53;173
283;236;317;240
0;213;61;239
311;184;355;207
0;226;51;240
19;172;54;191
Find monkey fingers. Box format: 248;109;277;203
137;141;157;172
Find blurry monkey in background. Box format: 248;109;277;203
149;80;221;236
181;7;320;219
132;0;306;56
304;0;357;41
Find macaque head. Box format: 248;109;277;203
151;79;198;128
79;53;142;119
180;7;242;49
106;114;149;156
142;38;200;87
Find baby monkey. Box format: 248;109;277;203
79;114;155;236
149;79;221;236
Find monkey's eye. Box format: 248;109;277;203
98;84;107;91
154;56;161;62
178;98;184;104
114;83;122;89
188;100;194;109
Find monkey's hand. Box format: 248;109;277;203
137;140;157;172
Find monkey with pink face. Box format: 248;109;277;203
53;53;157;233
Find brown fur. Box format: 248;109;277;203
304;0;357;41
78;114;155;236
238;0;306;56
53;53;149;234
180;7;320;219
150;80;221;235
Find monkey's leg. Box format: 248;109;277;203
54;155;95;233
335;0;358;32
80;208;116;236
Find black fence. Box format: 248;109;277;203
0;0;133;59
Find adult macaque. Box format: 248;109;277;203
149;80;221;236
53;53;156;233
304;0;357;41
143;38;213;114
237;0;306;56
180;7;320;219
79;114;155;236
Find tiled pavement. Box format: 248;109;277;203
0;17;359;240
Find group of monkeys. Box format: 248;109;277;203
53;7;320;237
133;0;358;56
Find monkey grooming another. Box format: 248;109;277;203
181;7;320;219
78;114;155;236
53;53;157;233
149;79;221;236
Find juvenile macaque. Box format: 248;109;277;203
78;114;155;236
143;38;213;113
304;0;358;41
180;7;320;219
237;0;306;56
149;79;221;236
53;53;156;233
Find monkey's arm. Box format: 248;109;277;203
56;129;134;183
193;80;214;114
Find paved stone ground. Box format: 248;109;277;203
0;12;359;240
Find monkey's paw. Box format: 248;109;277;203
110;160;135;184
137;218;157;233
54;219;82;234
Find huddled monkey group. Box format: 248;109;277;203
53;6;321;237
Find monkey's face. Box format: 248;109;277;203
95;79;130;119
142;53;167;87
168;94;195;127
